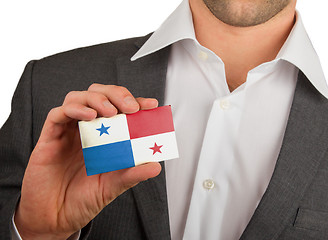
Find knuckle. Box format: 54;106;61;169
112;85;129;95
47;106;60;118
87;91;104;102
88;83;102;91
64;91;79;103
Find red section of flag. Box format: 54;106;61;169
126;105;175;139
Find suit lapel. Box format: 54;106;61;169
116;35;169;107
116;39;171;239
240;71;328;240
116;36;328;240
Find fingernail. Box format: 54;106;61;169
83;107;97;118
84;107;94;112
124;96;137;106
103;100;113;109
148;98;158;106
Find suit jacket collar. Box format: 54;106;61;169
116;36;328;239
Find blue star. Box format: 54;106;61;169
96;123;111;136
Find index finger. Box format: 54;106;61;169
88;84;140;114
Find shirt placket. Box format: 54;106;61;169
183;46;246;239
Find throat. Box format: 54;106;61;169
189;0;296;93
226;70;247;92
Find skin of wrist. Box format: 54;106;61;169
14;205;73;240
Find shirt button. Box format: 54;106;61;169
203;179;215;190
198;51;208;61
220;99;230;110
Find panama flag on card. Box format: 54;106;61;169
78;106;179;176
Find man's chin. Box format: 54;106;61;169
203;0;292;27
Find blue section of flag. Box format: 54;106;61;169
83;140;135;176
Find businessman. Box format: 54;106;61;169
1;0;328;239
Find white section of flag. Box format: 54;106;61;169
131;131;179;166
78;114;129;148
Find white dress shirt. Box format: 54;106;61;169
12;0;328;239
132;0;328;239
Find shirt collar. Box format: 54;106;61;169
131;0;328;98
131;0;195;61
276;11;328;98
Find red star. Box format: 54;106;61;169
149;142;163;155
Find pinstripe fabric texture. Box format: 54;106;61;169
0;34;328;239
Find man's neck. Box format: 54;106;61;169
189;0;296;91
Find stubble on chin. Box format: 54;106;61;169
203;0;291;27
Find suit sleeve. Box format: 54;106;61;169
0;61;92;239
0;61;35;239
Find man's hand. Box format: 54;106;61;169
14;84;161;240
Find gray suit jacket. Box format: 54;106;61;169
0;35;327;240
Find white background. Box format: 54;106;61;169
0;0;327;128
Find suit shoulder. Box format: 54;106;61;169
34;34;152;68
28;34;152;87
27;34;152;111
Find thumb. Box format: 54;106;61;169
101;162;162;204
